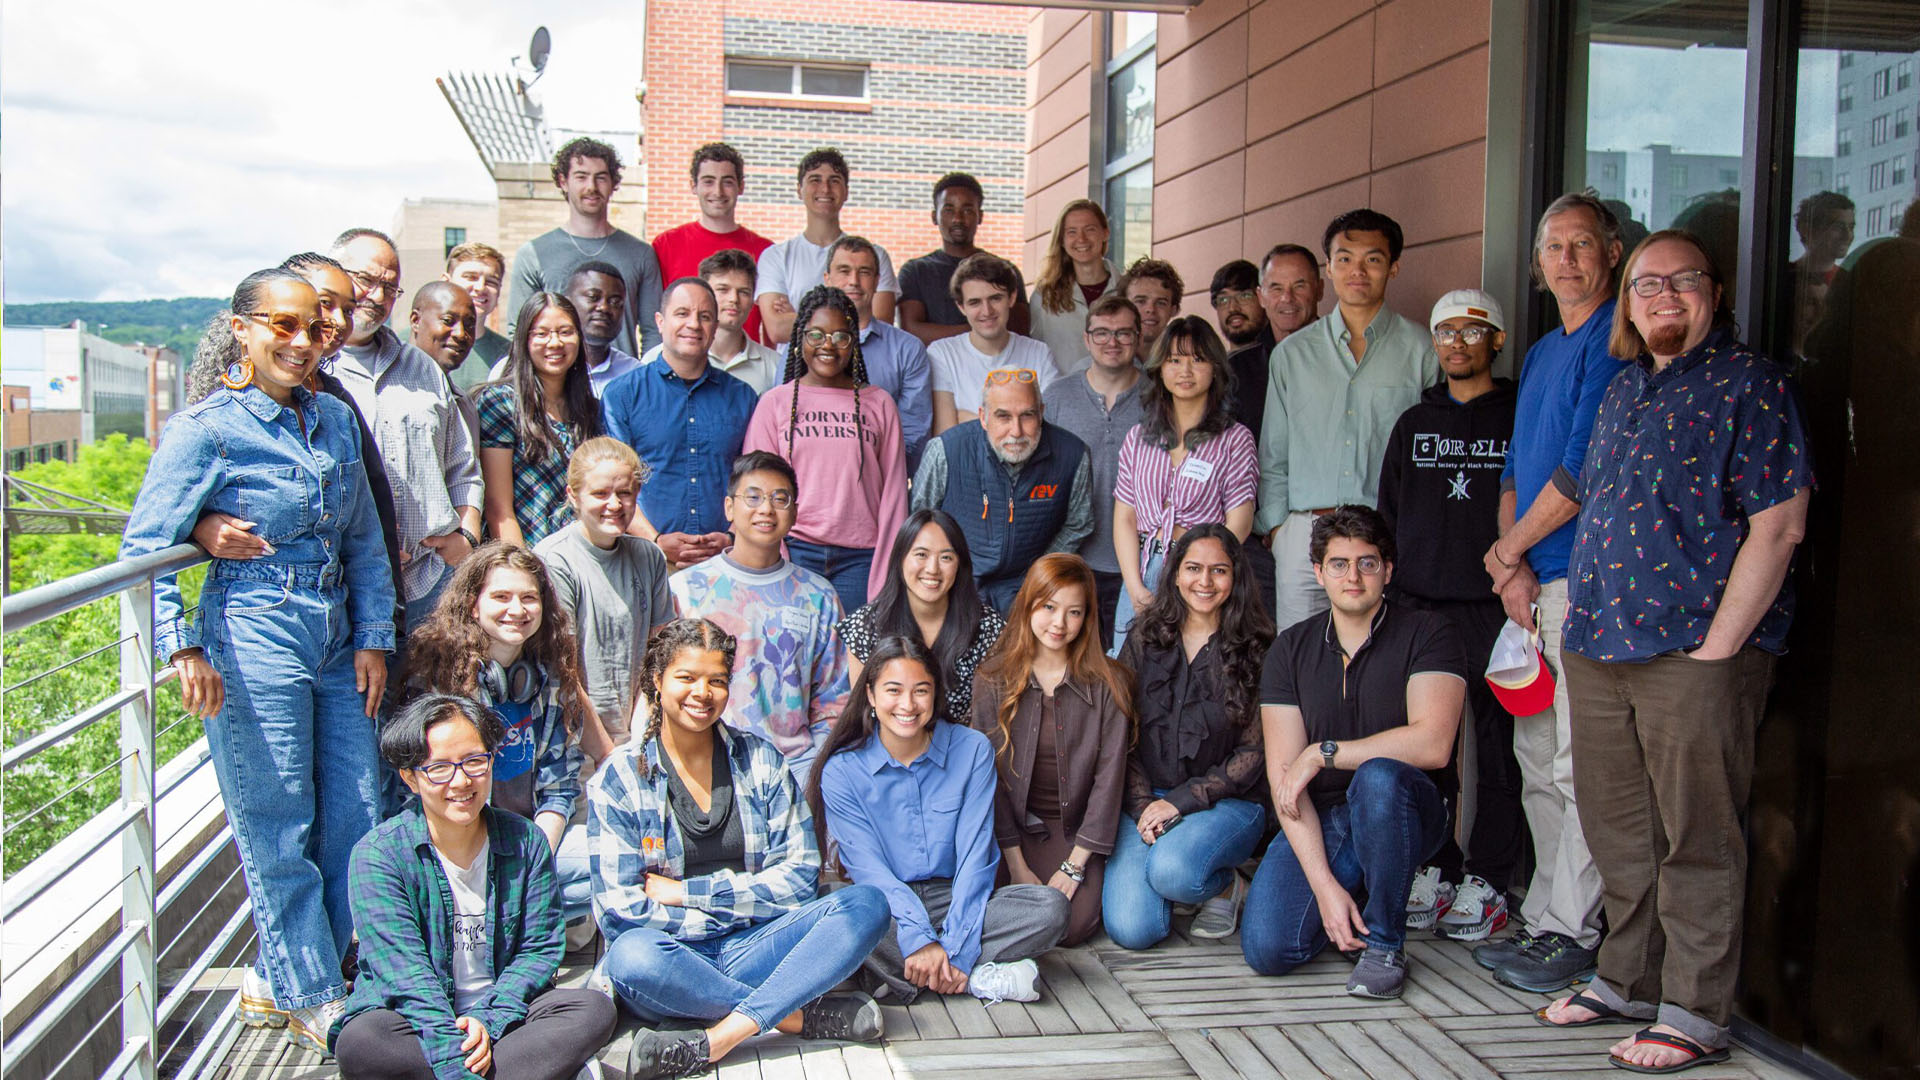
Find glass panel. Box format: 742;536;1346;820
725;61;794;96
1112;11;1156;54
1105;163;1153;269
799;66;866;99
1106;50;1156;165
1565;0;1748;289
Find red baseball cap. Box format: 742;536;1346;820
1486;619;1555;717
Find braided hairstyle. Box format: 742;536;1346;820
633;618;738;777
780;285;871;482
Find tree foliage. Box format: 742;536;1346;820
4;297;227;355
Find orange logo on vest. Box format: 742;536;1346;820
1028;484;1059;500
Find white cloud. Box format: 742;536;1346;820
2;1;647;303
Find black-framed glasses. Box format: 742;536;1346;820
1432;326;1495;346
733;490;795;510
1087;327;1138;345
802;328;855;349
412;752;494;785
1321;555;1385;578
242;311;327;343
1627;270;1712;298
1211;289;1257;308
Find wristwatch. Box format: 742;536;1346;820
1320;739;1339;769
456;526;481;547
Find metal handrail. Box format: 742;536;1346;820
1;542;205;632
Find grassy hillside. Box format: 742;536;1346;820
5;297;226;354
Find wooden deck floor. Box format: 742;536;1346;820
214;918;1810;1079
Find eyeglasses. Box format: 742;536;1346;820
1320;555;1385;577
1432;326;1495;346
733;490;795;510
413;752;494;785
802;328;855;349
1627;270;1712;298
1211;289;1257;308
242;311;327;343
1086;327;1138;345
983;368;1038;387
349;270;403;301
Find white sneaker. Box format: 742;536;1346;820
574;1058;605;1080
968;959;1040;1004
1189;872;1247;939
239;967;286;1028
1435;875;1509;941
284;996;348;1057
1405;865;1455;931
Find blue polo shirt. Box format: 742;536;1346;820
601;360;757;536
1564;330;1813;663
1502;299;1625;583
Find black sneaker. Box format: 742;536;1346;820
800;991;884;1044
626;1028;713;1079
1493;932;1598;993
1472;926;1538;971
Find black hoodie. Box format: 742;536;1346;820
1377;378;1516;602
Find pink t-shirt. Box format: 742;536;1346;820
744;382;910;601
1113;421;1259;540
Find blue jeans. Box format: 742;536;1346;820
784;538;874;617
1241;758;1448;973
1100;796;1266;950
604;885;890;1032
200;568;383;1008
1109;539;1167;657
554;822;592;923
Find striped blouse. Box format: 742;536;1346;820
1113;421;1260;539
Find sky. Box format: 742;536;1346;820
1585;43;1838;158
2;1;647;304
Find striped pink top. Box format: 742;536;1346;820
1113;421;1259;539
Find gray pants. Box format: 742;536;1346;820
864;881;1069;1003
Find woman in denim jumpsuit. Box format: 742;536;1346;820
119;268;396;1050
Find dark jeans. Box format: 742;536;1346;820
785;538;875;616
1241;759;1448;972
1090;570;1123;652
333;987;615;1080
864;880;1070;1003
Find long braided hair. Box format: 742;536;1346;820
780;285;872;482
632;617;738;778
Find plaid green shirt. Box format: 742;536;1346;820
330;805;563;1080
474;382;582;546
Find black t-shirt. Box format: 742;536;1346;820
898;250;1027;328
663;730;745;878
1258;601;1466;809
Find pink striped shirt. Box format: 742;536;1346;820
1113;421;1259;539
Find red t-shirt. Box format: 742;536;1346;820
653;221;775;343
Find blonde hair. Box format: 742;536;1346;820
445;241;506;277
1036;199;1111;315
566;436;650;491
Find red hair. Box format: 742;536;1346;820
976;553;1133;756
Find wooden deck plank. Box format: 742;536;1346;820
1318;1020;1419;1080
1241;1025;1335;1080
1167;1029;1243;1080
1020;969;1084;1035
902;994;960;1039
1282;1023;1380;1080
1205;1027;1296;1079
797;1042;853;1080
1034;950;1119;1034
1058;946;1157;1031
877;1003;919;1041
1358;1018;1472;1080
838;1043;893;1078
936;990;1001;1038
1390;1018;1505;1080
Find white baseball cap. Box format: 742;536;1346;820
1429;288;1506;334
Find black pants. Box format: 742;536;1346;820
1396;595;1531;893
1091;570;1123;652
334;987;615;1080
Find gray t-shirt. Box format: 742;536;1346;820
534;527;672;737
898;250;1026;328
508;228;663;356
1041;372;1144;574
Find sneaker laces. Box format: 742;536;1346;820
1448;876;1498;917
654;1033;712;1078
1409;867;1444;908
800;999;855;1041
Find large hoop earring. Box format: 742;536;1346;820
221;359;254;390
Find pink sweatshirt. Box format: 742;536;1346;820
744;381;910;601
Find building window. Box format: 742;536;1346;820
1871;114;1890;146
1869;160;1888;191
724;59;869;102
443;227;466;260
1100;15;1155;268
1838;127;1853;156
1837;171;1850;194
1866;205;1884;233
1602;162;1619;179
1839;84;1854;112
1899;59;1914;92
1671;164;1689;186
1839;51;1854;69
1894;156;1909;187
1897;107;1912;140
1872;67;1891;98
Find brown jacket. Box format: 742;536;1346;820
969;671;1131;856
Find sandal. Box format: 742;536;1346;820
1534;989;1637;1028
1609;1027;1732;1074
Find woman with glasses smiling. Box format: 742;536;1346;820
475;292;605;547
118;268;397;1053
745;285;910;614
331;694;616;1080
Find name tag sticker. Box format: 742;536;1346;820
1178;456;1216;483
781;608;812;634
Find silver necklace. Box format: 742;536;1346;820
566;229;613;258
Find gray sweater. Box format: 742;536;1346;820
508;228;663;355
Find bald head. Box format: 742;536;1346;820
409;281;475;373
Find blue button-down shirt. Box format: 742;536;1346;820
818;721;999;972
781;319;933;469
1565;330;1813;662
601;359;758;536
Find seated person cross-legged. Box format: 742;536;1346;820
1240;506;1466;1000
809;635;1071;1005
331;694;615;1080
1103;524;1276;948
591;618;891;1080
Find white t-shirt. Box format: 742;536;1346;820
755;234;899;301
437;844;492;1015
928;333;1060;415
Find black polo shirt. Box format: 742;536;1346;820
1258;600;1467;810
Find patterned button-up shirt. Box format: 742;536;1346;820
1565;330;1813;662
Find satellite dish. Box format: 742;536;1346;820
529;27;551;74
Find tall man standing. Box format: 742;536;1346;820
1256;210;1436;632
817;237;933;466
509;136;663;355
897;172;1030;343
1536;231;1811;1075
650;142;773;343
756;148;899;344
1475;193;1624;992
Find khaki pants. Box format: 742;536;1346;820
1271;510;1331;633
1563;646;1775;1049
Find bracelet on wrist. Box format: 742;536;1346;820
1492;543;1519;569
1057;860;1086;883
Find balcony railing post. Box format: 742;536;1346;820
119;582;159;1080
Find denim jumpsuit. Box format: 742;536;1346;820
120;384;396;1009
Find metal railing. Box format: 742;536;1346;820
3;543;252;1080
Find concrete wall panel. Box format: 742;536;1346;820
1244;13;1375;145
1374;0;1490;86
1244;98;1373;210
1247;0;1375;75
1368;139;1488;247
1157;13;1251;126
1154;151;1247;241
1369;46;1489;170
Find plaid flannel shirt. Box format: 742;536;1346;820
331;806;562;1080
587;724;819;941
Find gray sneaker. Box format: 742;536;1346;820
1345;947;1408;999
1493;931;1598;993
1472;926;1538;970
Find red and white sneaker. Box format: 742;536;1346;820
1436;874;1509;941
1405;865;1455;931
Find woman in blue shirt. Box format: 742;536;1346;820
118;268;396;1053
807;635;1070;1005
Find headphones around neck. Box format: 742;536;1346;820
478;658;546;706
